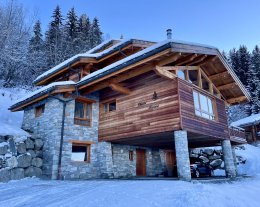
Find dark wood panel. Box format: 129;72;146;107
178;79;229;139
136;149;146;176
99;71;181;141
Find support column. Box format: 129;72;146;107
174;130;191;181
232;146;238;176
221;139;236;178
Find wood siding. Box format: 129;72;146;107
178;78;229;139
99;71;181;141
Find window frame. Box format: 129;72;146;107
193;89;217;121
74;97;94;126
101;100;117;113
129;150;134;161
35;104;45;117
70;140;93;163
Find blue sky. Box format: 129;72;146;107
21;0;260;51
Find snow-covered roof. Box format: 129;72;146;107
33;39;135;84
10;81;75;110
85;39;120;54
231;114;260;127
77;39;217;87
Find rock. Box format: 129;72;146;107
0;168;10;182
33;167;42;177
204;149;214;156
32;158;43;168
27;150;36;158
215;149;222;155
17;143;26;154
191;149;201;155
6;156;18;169
208;155;221;160
210;159;222;168
34;139;43;150
0;158;3;168
25;166;42;177
17;154;32;168
190;153;198;158
0;136;6;142
35;150;43;158
0;143;8;155
199;156;209;163
24;166;34;177
25;138;34;149
10;168;24;180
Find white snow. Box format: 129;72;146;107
0;87;30;136
236;144;260;176
231;113;260;127
12;81;76;107
0;176;260;207
85;39;120;54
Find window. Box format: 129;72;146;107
35;105;45;117
74;99;92;126
71;143;90;162
102;100;116;113
193;91;215;120
177;70;185;80
129;150;134;161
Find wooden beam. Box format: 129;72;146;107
174;54;198;66
109;83;131;95
227;96;247;104
198;56;217;66
187;55;207;65
198;68;202;88
218;82;237;91
154;66;177;80
80;64;154;94
157;53;181;66
78;48;172;90
209;71;229;80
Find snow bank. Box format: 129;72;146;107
236;144;260;176
0;87;30;136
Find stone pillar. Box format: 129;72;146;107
232;146;238;176
98;142;114;178
174;130;191;181
222;139;236;178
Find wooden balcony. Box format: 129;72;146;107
229;126;247;144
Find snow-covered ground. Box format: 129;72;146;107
0;176;259;207
0;87;30;136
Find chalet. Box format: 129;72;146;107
231;114;260;143
10;30;250;181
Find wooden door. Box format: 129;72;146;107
165;151;176;177
136;149;146;176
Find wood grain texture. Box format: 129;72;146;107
99;71;181;141
178;78;230;139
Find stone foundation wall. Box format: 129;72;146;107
0;135;43;182
111;144;164;178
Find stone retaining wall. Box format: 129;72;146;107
0;134;43;182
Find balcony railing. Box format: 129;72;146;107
229;126;247;143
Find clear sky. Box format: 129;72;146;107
20;0;260;51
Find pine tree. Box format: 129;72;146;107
26;20;46;85
45;5;64;67
238;45;251;86
78;14;91;52
63;7;80;58
90;17;102;48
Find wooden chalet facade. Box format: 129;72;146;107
10;33;250;180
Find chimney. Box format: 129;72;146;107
166;29;172;39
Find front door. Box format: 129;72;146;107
165;151;176;177
136;149;146;176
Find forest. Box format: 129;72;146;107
0;0;259;119
0;1;102;87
